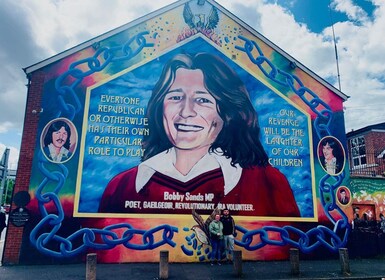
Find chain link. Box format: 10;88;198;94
230;35;350;253
30;31;180;257
236;35;334;140
53;31;154;118
31;29;349;259
182;35;349;259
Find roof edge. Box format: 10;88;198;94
23;0;189;75
346;122;385;137
23;0;348;101
207;0;348;101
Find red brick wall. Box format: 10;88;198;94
3;71;44;264
347;130;385;177
366;131;385;153
369;132;385;176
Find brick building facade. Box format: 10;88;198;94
347;122;385;177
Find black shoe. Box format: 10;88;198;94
217;261;221;266
210;262;214;266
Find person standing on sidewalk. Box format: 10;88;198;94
209;213;223;265
0;207;6;236
220;208;236;263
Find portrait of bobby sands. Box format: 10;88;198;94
98;52;300;217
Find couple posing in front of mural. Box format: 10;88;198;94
98;52;300;217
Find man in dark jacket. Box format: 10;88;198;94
0;207;6;237
220;208;235;263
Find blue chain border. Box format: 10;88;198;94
182;35;349;260
31;32;178;256
29;30;349;258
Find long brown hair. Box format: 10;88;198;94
142;53;268;168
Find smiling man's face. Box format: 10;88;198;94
163;68;223;151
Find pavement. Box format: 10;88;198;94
1;258;385;279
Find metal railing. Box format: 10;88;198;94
349;152;385;177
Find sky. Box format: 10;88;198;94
0;0;384;169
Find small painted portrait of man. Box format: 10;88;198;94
41;118;77;163
336;186;351;206
318;136;345;175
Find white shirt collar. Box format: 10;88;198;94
48;143;69;162
136;148;242;195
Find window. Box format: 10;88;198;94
350;136;366;167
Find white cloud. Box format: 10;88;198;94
257;3;337;78
17;0;176;56
0;0;176;167
0;0;384;169
0;122;13;134
331;0;369;23
236;0;385;131
329;2;385;130
0;144;19;170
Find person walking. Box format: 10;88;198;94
220;208;235;263
209;213;223;265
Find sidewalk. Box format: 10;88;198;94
0;258;385;280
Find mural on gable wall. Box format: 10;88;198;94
350;178;385;219
19;0;352;263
